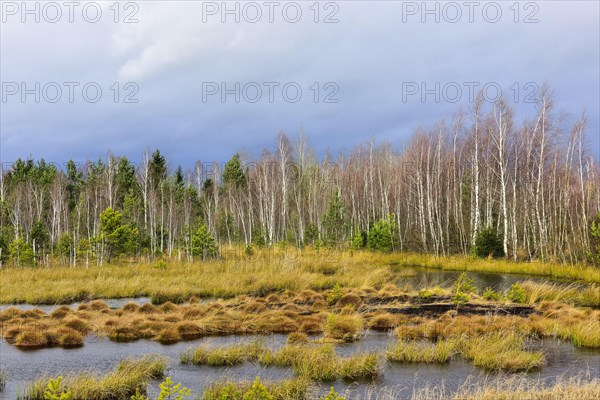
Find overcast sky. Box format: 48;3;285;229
1;0;598;169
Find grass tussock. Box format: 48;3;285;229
20;355;166;400
520;280;600;307
181;341;265;366
460;331;545;372
262;344;380;381
183;342;381;381
323;313;363;342
386;339;456;363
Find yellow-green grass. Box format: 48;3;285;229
3;287;600;351
391;252;600;284
183;342;381;381
411;375;600;400
571;320;600;348
202;377;314;400
180;341;265;366
460;331;545;372
2;247;598;305
386;339;456;363
520;280;600;307
323;313;363;342
0;248;396;304
21;355;166;400
260;344;381;381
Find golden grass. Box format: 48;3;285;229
410;375;600;400
323;313;363;341
21;355;166;400
181;341;265;366
258;344;381;381
392;252;600;283
460;331;545;372
520;280;600;307
386;339;455;363
183;341;381;382
2;247;598;305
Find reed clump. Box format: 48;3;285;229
460;331;545;372
386;339;456;363
181;341;265;366
21;355;166;400
260;344;381;381
323;313;363;341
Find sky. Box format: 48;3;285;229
1;0;599;169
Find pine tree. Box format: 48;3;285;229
322;190;346;245
367;218;395;252
191;224;218;260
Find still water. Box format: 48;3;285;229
1;331;598;400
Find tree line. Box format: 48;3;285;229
1;88;599;267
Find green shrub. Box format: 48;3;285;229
43;376;71;400
351;231;366;249
472;227;504;258
319;387;346;400
326;284;344;305
242;378;273;400
9;237;35;267
482;287;502;301
191;225;218;260
154;260;168;270
367;219;396;252
452;272;476;304
452;292;470;305
130;377;192;400
453;272;477;294
506;282;527;303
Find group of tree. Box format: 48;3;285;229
1;87;599;267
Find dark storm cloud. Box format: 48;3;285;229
1;1;598;168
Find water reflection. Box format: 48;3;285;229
1;332;598;400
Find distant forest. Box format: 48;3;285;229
2;89;599;266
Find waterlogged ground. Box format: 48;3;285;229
0;267;587;310
1;268;598;399
0;297;152;312
1;331;599;399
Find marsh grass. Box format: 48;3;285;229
21;355;166;400
386;339;456;363
460;331;545;372
410;375;600;400
392;252;600;284
181;341;265;366
3;247;598;305
521;280;600;307
323;313;363;341
266;344;381;381
202;377;314;400
183;342;381;381
571;321;600;348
